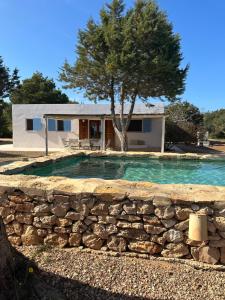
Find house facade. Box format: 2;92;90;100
12;103;165;152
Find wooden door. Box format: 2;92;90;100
105;120;115;148
79;119;88;139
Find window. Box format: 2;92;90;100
57;120;64;131
47;119;71;132
26;118;42;131
128;120;142;132
26;119;33;131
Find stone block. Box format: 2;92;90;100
82;233;103;250
155;206;175;220
174;219;189;231
198;246;220;264
72;221;87;233
91;202;109;215
213;217;225;231
136;201;154;215
108;203;123;216
143;216;161;225
33;204;50;216
163;229;184;243
65;211;82;221
44;233;68;248
15;213;33;225
117;229;149;241
123;203;137;215
175;207;193;221
15;203;34;213
161;219;177;228
128;241;162;254
162;243;189;258
117;215;141;222
69;233;82;247
98;215;116;224
21;226;43;245
144;224;166;235
107;235;127;252
209;239;225;247
92;223;108;239
153;195;172;207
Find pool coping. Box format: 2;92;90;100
1;149;225;176
0;150;225;203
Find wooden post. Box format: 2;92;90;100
45;116;48;156
161;116;165;153
101;118;106;150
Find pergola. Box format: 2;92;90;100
43;113;107;156
43;113;166;156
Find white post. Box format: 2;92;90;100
101;118;105;150
44;116;48;156
161;116;165;153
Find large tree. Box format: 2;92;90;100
0;56;20;137
60;0;188;151
11;72;69;104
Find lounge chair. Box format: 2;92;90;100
68;139;80;149
62;138;70;148
91;139;101;150
79;139;91;150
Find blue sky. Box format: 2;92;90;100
0;0;225;112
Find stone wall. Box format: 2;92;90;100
0;177;225;265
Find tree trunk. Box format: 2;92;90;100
0;217;65;300
117;129;128;152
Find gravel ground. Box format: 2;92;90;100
19;246;225;300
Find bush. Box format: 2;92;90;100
165;120;199;144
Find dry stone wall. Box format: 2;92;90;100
1;187;225;265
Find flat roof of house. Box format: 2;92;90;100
13;103;164;116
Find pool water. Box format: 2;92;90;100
22;156;225;186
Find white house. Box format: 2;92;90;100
12;103;165;152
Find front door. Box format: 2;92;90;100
89;120;101;139
105;120;115;148
79;119;88;139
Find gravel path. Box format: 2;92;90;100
19;246;225;300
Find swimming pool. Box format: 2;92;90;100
21;155;225;186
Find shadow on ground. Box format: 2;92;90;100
2;247;155;300
174;143;225;154
41;270;153;300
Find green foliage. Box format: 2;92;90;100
166;101;203;125
165;101;203;143
60;0;188;150
11;72;69;104
0;56;20;101
0;56;20;137
204;109;225;139
0;102;12;137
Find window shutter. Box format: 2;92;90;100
64;120;71;132
143;119;152;132
48;119;56;131
33;118;42;131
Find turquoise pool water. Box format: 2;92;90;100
21;156;225;186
